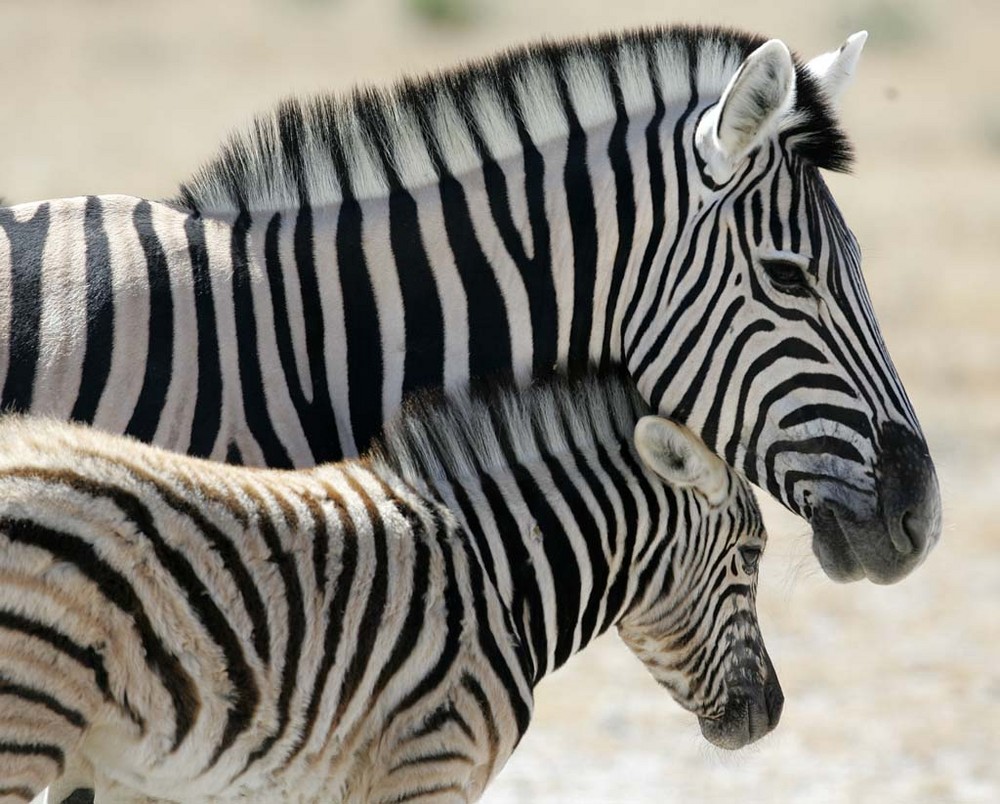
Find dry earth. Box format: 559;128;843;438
2;0;997;802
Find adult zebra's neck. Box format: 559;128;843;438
176;30;754;457
371;373;668;685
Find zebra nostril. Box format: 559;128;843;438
888;511;916;555
899;511;920;553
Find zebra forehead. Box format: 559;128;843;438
176;25;852;215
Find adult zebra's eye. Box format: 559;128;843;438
760;257;811;297
739;545;762;574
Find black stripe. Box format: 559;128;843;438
787;157;802;252
0;516;194;746
408;702;473;742
293;204;342;461
750;190;764;247
126;200;174;443
455;530;531;735
700;319;775;454
112;459;272;664
619;59;668;343
778;403;873;441
283;482;358;765
71;196;113;424
383;519;466;729
0;203;50;412
388;750;472;773
97;481;258;765
670;295;745;425
529;451;587;670
370;499;431;696
769;161;784;250
744;371;860;485
336;196;384;453
477;427;548;679
647;230;737;414
559;68;599;375
0;608;117;714
438;170;512;382
559;426;615;648
264;208;343;464
391;188;446;397
446;476;533;685
599;444;645;633
0;679;86;729
183;214;223;458
600;74;637;368
480;118;557;378
623;47;699;358
0;740;64;774
782;470;874;514
327;474;390;726
230;210;293;467
242;492;306;769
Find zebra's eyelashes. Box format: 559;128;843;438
759;253;814;297
738;544;763;574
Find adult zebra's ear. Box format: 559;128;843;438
695;39;796;184
634;417;728;507
806;31;868;106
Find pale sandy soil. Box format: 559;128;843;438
3;1;997;802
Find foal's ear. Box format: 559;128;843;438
633;417;729;506
695;39;796;183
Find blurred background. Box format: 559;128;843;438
2;1;997;802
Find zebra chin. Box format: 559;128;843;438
697;677;784;750
810;423;942;585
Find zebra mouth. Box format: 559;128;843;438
811;506;865;583
697;682;783;750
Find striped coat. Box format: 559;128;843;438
0;373;778;801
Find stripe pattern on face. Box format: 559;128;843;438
0;372;777;801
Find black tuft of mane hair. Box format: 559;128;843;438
783;63;854;173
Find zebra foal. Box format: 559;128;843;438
0;372;778;801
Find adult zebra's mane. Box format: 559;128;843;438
369;370;646;488
176;24;852;216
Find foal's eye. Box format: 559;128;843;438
760;257;811;297
739;545;762;574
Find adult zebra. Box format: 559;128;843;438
0;25;939;584
0;372;777;801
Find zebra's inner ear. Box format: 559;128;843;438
806;31;868;106
633;417;728;506
695;39;796;184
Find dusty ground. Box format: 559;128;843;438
2;0;997;802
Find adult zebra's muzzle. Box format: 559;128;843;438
812;422;941;584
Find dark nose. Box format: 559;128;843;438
877;422;941;559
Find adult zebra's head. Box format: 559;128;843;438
625;32;940;584
621;416;781;749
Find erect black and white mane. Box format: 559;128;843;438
176;25;852;216
368;370;645;488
